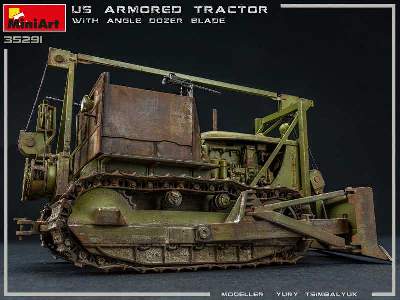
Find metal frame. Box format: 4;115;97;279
253;98;314;195
46;47;314;195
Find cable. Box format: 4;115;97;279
309;144;319;170
45;96;80;107
25;63;48;131
293;127;319;170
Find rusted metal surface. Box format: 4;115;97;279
212;108;218;131
14;218;44;239
55;154;70;198
102;85;198;160
74;76;202;172
346;187;391;260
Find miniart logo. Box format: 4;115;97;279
3;4;66;32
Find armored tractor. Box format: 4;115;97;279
15;48;390;271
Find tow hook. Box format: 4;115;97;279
14;218;47;240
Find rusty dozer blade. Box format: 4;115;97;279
251;187;391;261
325;187;391;261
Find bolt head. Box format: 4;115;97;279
197;226;210;240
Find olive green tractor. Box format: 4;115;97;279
15;48;390;271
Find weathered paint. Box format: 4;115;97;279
14;48;390;272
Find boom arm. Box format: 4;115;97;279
47;47;313;196
76;53;279;99
47;47;281;154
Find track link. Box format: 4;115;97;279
39;172;303;272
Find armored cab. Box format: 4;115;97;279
15;48;390;272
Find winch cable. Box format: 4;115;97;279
42;97;48;159
25;63;48;131
309;144;319;170
45;96;80;107
293;127;319;170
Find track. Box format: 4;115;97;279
39;172;305;272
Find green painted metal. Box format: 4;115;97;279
324;195;347;206
326;202;357;235
271;145;300;190
279;94;308;109
19;103;57;157
254;103;298;134
201;131;297;146
56;59;76;154
250;112;299;187
18;131;46;157
252;96;314;194
77;53;278;99
46;163;57;193
36;103;57;147
297;100;312;196
257;119;281;135
252;210;346;247
256;190;346;211
69;188;228;226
